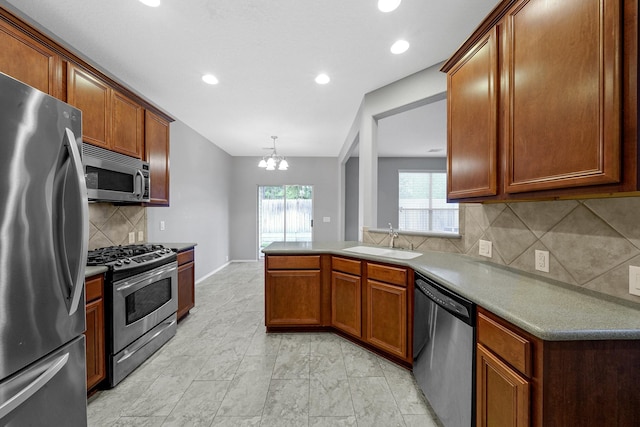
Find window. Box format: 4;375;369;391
398;171;459;233
258;185;313;257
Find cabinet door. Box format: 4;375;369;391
365;279;407;359
266;270;321;326
144;111;170;206
331;271;361;338
177;261;195;320
85;298;105;391
504;0;622;193
0;19;61;97
477;344;529;427
67;64;110;149
111;90;143;158
447;27;498;200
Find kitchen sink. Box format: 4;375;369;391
343;245;422;259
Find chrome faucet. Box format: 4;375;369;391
388;223;399;249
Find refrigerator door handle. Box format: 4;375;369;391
62;128;89;315
0;353;69;419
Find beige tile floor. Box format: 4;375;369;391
88;261;442;426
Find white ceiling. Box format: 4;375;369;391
378;98;447;157
2;0;499;158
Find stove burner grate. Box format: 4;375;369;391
87;244;167;266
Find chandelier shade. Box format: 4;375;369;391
258;136;288;171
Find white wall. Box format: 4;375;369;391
230;156;341;260
338;63;447;237
147;120;232;281
345;157;359;241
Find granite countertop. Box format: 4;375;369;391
85;265;107;278
263;241;640;341
152;242;198;252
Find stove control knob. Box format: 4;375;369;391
115;260;123;267
123;258;131;264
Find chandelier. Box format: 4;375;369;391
258;136;289;171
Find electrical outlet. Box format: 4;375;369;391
535;250;550;273
478;240;492;258
225;256;229;262
323;217;331;223
629;266;640;296
138;231;144;242
160;221;165;231
128;232;135;244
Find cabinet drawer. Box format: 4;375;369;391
477;312;531;376
367;263;407;287
177;248;194;265
85;275;103;303
267;255;321;270
332;257;361;276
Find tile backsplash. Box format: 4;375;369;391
364;197;640;305
88;203;147;250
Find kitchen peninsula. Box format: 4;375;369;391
263;242;640;426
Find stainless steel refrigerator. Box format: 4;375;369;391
0;72;89;425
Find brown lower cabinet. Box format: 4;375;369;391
365;262;409;360
476;343;529;427
265;255;324;326
265;254;412;365
331;257;362;338
477;307;640;427
177;247;195;320
85;274;105;393
365;279;408;360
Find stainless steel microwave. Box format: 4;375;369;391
83;143;150;203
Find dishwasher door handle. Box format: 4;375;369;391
415;276;475;326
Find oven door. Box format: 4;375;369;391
111;261;178;354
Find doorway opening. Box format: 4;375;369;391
258;185;313;257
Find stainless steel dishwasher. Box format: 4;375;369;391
413;271;476;427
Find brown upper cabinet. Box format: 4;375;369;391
0;17;62;98
145;111;171;206
1;5;173;205
447;28;499;199
67;64;143;159
442;0;638;202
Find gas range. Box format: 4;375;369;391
88;243;179;387
87;244;176;280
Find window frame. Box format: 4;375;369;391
396;169;460;236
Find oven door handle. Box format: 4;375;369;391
115;262;177;294
115;318;177;364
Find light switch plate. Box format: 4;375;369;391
479;240;492;258
629;266;640;296
160;221;165;231
138;231;144;242
128;232;135;244
323;217;331;223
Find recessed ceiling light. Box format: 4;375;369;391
378;0;401;13
315;74;330;85
390;40;410;54
139;0;160;7
202;74;219;85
